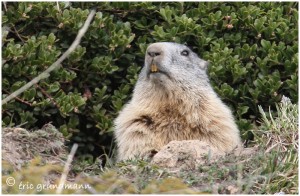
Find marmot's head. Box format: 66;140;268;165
138;42;209;94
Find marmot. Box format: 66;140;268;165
114;42;242;161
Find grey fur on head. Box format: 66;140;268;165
134;42;212;103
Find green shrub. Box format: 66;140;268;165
2;2;298;157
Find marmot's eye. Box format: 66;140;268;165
181;50;189;56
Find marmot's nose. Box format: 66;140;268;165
147;44;163;58
148;51;161;57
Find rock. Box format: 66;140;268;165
151;140;225;169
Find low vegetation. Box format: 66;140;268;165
2;97;298;194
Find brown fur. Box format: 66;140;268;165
114;42;242;160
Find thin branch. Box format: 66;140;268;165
2;9;96;105
3;2;8;12
2;89;33;106
34;83;60;108
56;143;78;194
67;67;103;75
12;25;25;43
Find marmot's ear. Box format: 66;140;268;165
199;61;209;70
